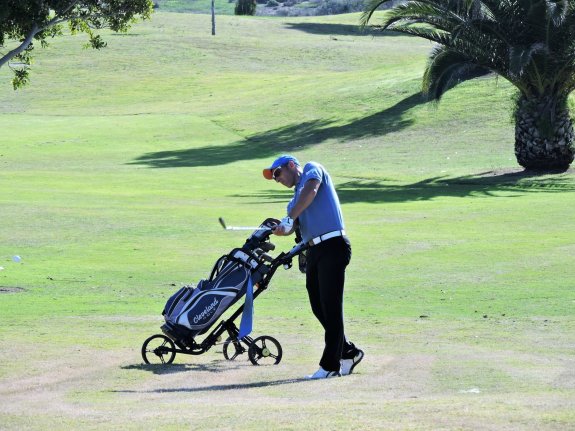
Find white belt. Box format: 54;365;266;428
308;230;346;246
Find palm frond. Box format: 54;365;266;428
472;0;497;21
544;0;569;26
360;0;396;27
422;45;492;101
384;22;450;44
509;43;549;78
362;1;466;31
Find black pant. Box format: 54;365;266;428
305;236;357;372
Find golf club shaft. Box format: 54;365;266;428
219;217;262;231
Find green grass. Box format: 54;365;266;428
0;11;574;431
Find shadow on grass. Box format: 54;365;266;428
122;360;238;375
283;22;400;37
111;378;308;393
128;93;425;169
336;170;575;203
232;169;575;203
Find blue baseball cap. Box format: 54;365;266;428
262;155;300;179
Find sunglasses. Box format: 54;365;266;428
272;166;282;181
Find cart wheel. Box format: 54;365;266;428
222;337;247;361
248;335;282;365
141;334;176;365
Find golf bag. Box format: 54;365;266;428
161;248;264;348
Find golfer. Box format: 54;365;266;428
263;155;364;379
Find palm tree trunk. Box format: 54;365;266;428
514;95;574;170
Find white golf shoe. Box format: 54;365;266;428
304;366;341;380
340;349;364;376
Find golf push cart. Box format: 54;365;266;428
141;218;307;366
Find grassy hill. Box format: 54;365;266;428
154;0;372;16
155;0;237;14
0;11;574;431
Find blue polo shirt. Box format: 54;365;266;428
287;162;345;243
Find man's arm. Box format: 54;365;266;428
289;179;320;220
274;179;321;236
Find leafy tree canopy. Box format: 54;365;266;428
0;0;153;89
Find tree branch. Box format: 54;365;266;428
57;0;81;16
0;1;88;69
0;24;39;69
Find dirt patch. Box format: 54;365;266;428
0;286;25;294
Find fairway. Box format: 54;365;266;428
1;10;574;430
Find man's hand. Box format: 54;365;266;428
272;216;294;236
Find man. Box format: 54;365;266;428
263;154;364;379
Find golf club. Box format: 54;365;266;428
218;217;262;231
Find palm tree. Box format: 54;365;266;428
361;0;575;170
